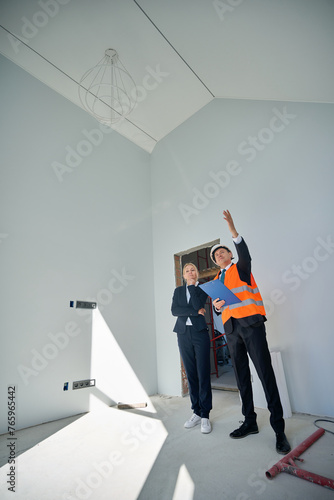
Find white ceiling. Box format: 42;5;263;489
1;0;333;153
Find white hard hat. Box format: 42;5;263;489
210;244;233;264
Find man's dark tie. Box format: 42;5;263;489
220;269;226;284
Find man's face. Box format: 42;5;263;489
214;248;232;268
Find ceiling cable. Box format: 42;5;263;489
133;0;215;98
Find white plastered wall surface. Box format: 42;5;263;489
0;55;158;434
151;98;334;418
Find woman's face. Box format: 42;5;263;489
183;264;198;283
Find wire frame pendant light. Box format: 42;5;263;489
78;48;137;125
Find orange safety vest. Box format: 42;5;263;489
214;264;266;324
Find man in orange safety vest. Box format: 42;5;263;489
211;209;291;455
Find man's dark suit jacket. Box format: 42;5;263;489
171;284;208;334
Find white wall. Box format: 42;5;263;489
151;98;334;417
0;55;158;434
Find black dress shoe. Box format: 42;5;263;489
230;421;259;439
276;432;291;454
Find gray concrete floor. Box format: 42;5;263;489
0;390;333;500
211;362;238;391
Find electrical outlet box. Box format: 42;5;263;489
72;379;96;390
75;301;97;309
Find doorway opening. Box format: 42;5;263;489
174;240;237;396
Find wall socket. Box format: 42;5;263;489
72;379;96;390
75;301;97;309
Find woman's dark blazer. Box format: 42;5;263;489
171;284;208;334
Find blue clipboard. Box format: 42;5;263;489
199;280;241;305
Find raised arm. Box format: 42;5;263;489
223;209;251;277
223;209;238;238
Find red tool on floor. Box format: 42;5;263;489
266;428;334;490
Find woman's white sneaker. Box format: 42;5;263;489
201;418;212;434
184;414;201;428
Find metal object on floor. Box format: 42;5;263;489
266;428;334;490
117;402;147;409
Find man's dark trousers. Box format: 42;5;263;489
226;318;285;433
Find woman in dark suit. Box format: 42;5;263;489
171;263;212;433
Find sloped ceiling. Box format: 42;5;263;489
0;0;333;153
